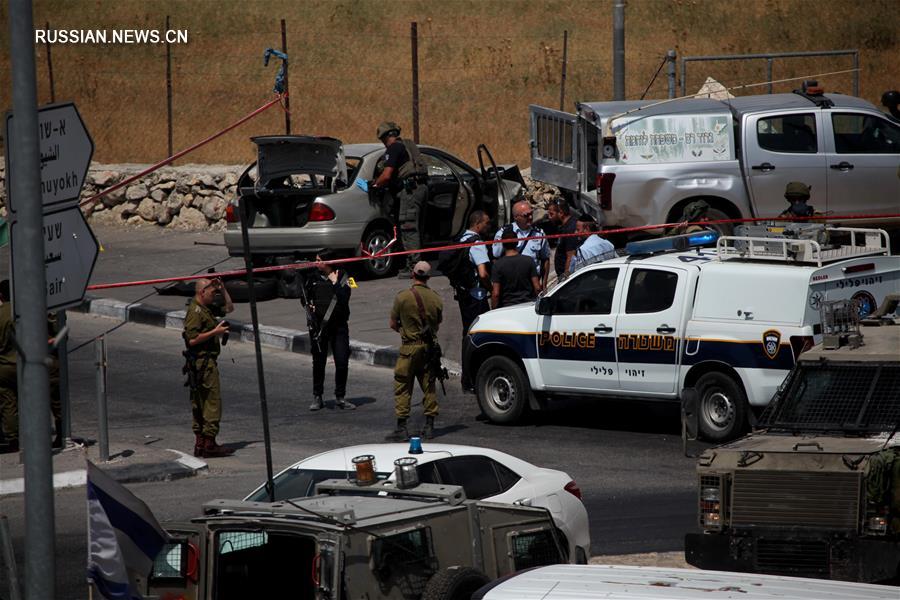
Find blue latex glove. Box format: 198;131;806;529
356;178;369;192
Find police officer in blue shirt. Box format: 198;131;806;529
457;210;491;391
569;214;616;273
492;200;550;289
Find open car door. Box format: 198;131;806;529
145;523;208;600
477;144;523;227
529;105;579;193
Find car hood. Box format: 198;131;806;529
251;135;348;185
716;433;896;454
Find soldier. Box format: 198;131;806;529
183;277;234;458
372;121;428;277
780;181;815;219
387;261;443;441
305;256;355;411
669;200;711;236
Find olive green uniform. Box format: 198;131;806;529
391;282;443;418
183;299;225;437
0;303;17;443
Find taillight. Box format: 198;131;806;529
225;203;239;223
308;202;335;222
789;335;814;360
596;173;615;210
699;475;723;531
564;480;582;501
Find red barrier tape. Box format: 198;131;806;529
85;211;898;292
79;93;287;208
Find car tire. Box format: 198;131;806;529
475;355;530;424
703;206;734;237
422;566;490;600
696;371;747;442
223;277;278;303
359;226;396;279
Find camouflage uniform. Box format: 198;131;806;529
391;282;443;420
183;298;225;438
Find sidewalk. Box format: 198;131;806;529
0;440;206;496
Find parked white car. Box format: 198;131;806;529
244;442;591;563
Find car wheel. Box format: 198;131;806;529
475;355;529;424
704;206;734;237
696;371;747;442
422;567;490;600
360;227;395;279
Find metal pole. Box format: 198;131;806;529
165;15;173;158
0;516;22;600
411;21;420;144
766;58;773;94
281;19;291;135
613;1;625;100
7;1;56;598
852;51;859;97
667;49;676;99
44;21;54;103
58;309;71;441
680;57;686;97
95;336;108;461
238;197;274;501
559;30;568;111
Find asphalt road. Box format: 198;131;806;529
0;312;701;598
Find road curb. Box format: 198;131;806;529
72;295;462;375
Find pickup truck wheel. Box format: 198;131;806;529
475;355;529;423
704;207;734;237
696;372;747;442
422;566;490;600
359;227;395;278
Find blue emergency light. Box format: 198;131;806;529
408;437;423;455
625;230;719;256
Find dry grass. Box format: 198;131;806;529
1;0;896;167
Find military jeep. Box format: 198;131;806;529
145;479;566;600
684;320;900;583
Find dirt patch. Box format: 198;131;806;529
590;551;693;569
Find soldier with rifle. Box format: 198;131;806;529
387;261;444;441
302;256;354;411
183;277;234;458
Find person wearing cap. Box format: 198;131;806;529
372;121;428;277
387;261;443;441
568;214;616;273
492;200;551;289
780;181;815;218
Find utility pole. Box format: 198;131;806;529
613;0;626;100
6;1;56;598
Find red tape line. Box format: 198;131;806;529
86;211;898;292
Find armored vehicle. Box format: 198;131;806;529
145;478;566;600
684;311;900;583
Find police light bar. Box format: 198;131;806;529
625;230;719;256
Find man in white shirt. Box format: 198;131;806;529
492;200;550;289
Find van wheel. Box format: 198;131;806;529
696;372;747;442
422;566;490;600
360;227;395;279
476;355;529;423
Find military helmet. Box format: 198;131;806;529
784;181;811;200
682;200;710;221
377;121;401;140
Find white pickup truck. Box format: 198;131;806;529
530;84;900;235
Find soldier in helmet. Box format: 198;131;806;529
372;122;428;277
669;200;710;236
780;181;815;219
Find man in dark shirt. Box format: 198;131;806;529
305;257;354;411
372;121;427;277
491;230;541;309
547;197;578;277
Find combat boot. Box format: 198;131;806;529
201;436;234;458
52;418;63;449
309;395;324;411
335;396;356;411
193;433;203;457
384;419;409;442
422;416;435;440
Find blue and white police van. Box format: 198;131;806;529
463;226;900;441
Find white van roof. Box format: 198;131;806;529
474;565;898;600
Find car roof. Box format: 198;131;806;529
478;565;898;599
287;443;538;474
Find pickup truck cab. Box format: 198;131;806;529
463;226;899;441
530;85;900;235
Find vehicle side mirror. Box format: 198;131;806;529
535;296;554;315
681;388;700;442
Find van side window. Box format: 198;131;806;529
831;113;900;154
552;268;619;315
757;113;817;153
626;269;678;313
510;529;564;570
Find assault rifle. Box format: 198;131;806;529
298;272;322;352
423;330;449;395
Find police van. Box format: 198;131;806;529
463;226;899;441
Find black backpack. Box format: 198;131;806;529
437;232;481;291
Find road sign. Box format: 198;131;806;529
10;206;100;312
4;102;94;212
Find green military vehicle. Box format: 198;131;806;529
684;313;900;583
144;478;566;600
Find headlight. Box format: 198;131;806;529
700;475;724;531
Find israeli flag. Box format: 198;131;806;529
86;460;169;599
